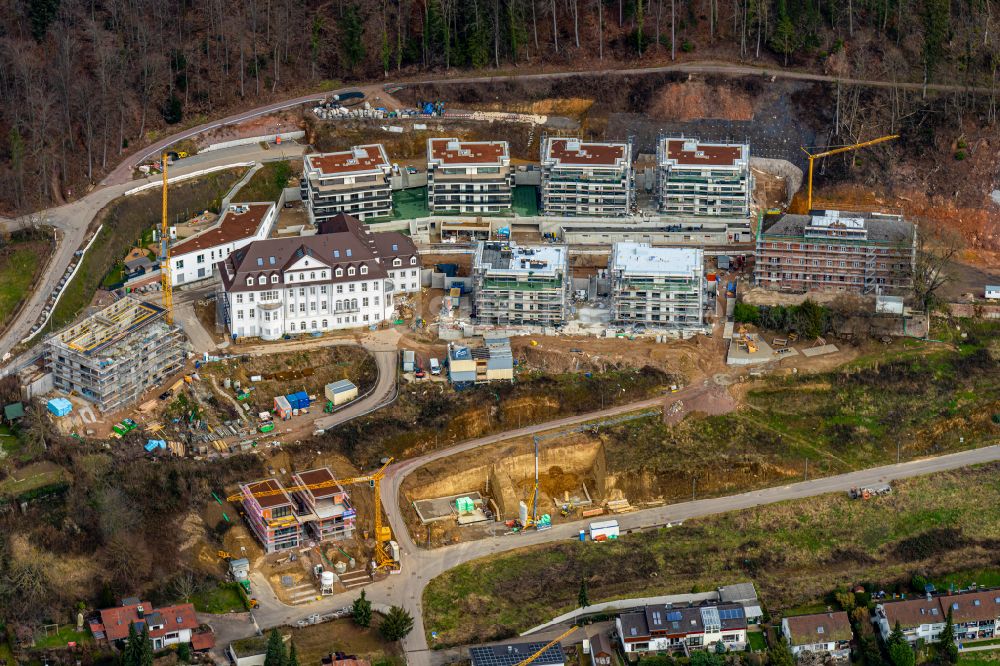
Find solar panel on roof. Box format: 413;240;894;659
719;608;744;620
667;611;682;621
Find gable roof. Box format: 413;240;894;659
942;591;1000;624
4;402;24;420
90;601;198;642
880;598;945;629
784;612;852;645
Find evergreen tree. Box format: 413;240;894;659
122;622;140;666
353;589;373;628
380;605;415;641
288;642;300;666
887;622;915;666
338;6;366;71
769;0;797;66
578;580;589;608
936;609;958;665
177;642;192;664
767;641;795;666
264;628;287;666
138;624;154;666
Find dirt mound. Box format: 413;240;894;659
647;80;754;121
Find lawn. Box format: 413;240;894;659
0;462;69;504
959;649;1000;666
190;582;246;613
513;185;539;216
0;240;48;330
32;625;93;649
288;618;402;665
422;462;1000;647
235;161;295;203
48;168;246;332
930;568;1000;592
388;188;429;221
747;631;767;652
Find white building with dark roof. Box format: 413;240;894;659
617;603;748;654
302;145;393;223
609;243;705;327
426;138;513;214
170;203;276;286
216;213;419;341
540;137;633;217
656;138;751;217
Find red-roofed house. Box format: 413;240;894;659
88;598;203;650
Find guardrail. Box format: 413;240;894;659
124;162;256;196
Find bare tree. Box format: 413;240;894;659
912;220;964;312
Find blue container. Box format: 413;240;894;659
579;530;586;541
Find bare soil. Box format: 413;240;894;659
647;80;755;121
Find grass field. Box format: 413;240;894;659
0;245;44;328
190;582;246;613
235;161;295;203
747;631;767;652
32;625;92;649
423;463;1000;648
959;650;1000;666
288;618;402;665
0;462;69;500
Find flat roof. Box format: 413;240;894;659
242;478;292;509
49;297;167;356
305;145;390;176
611;242;704;277
661;138;748;168
293;467;343;500
428;138;509;166
543;138;629;168
475;241;567;277
172;203;274;257
762;210;914;245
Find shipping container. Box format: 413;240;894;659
589;519;620;541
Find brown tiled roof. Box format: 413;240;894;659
218;214;417;293
784;612;852;645
149;604;199;639
243;479;292;509
172;203;273;256
191;631;216;651
881;598;945;629
664;139;746;167
942;592;1000;624
428;138;508;165
545;138;626;167
93;602;198;642
307;145;390;175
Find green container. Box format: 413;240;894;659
259;423;275;433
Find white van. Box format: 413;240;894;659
429;358;441;375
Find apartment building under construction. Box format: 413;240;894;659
609;243;705;327
656;138;751;217
755;210;916;294
45;298;186;412
472;241;570;326
540;137;634;216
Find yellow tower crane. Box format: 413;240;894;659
227;458;398;572
159;153;173;324
514;626;578;666
801;134;899;212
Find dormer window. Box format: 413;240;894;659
246;278;254;286
393;258;402;267
360;265;368;275
410;256;417;265
270;275;278;284
258;276;266;285
348;267;356;276
335;268;343;277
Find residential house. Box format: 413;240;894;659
540;137;633;217
302;145;393;223
656;138;751;217
608;242;705;328
88;598;203;651
216;213;419;341
942;592;1000;642
782;612;852;660
469;641;566;666
426;138;514;214
874;597;946;644
985;286;1000;300
589;631;614;666
472;241;570;326
170;203;277;286
617;603;748;655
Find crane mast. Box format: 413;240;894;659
160;153;173;324
801;134;899;212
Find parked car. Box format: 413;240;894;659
429;358;441;375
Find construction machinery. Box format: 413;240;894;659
159;152;173;324
227;459;399;573
802;134;899;211
514;626;578;666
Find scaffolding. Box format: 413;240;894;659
46;297;186;412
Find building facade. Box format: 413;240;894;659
609;243;704;327
756;210;915;294
656;138;751;217
217;213;419;341
170;203;277;286
302;145;393;223
877;592;1000;645
781;612;852;660
875;598;947;644
617;603;749;654
426;138;513;214
290;468;356;541
472;241;569;326
88;598;201;651
540;137;633;217
45;298;185;412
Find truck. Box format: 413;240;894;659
849;484;892;500
589;519;620;541
429;358;441;375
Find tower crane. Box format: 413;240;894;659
514;626;578;666
159;153;173;324
228;458;398;572
801;134;899;212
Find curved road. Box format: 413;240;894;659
239;380;1000;666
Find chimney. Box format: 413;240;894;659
137;605;144;618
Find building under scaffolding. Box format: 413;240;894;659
45;298;186;412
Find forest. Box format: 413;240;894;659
1;0;998;213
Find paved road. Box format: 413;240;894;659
229;376;1000;665
0;142;306;362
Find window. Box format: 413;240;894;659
271;275;278;283
310;272;316;279
410;256;417;265
288;273;294;282
177;259;185;269
311;320;317;329
198;254;205;264
361;265;368;275
334;250;340;258
237;310;244;320
346;248;352;257
299;288;305;296
362;283;368;292
321;271;327;278
236;294;244;304
336;285;343;294
269;256;276;265
320;286;327;294
258;276;266;285
374;296;380;306
363;297;369;307
300;322;306;331
257;258;264;267
393;258;402;267
299;303;306;312
336;268;343;277
246;278;254;286
348;267;356;276
248;293;254;302
322;319;328;328
349;284;355;292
